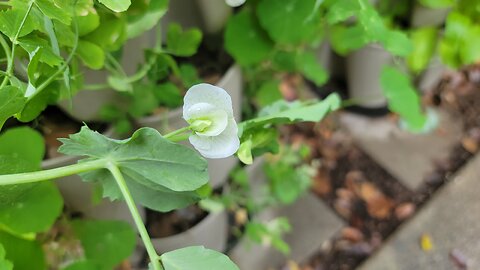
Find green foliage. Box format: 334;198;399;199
0;230;46;270
380;66;427;132
126;0;168;39
296;51;328;86
245;217;291;254
407;27;438;73
97;0;131;12
257;0;322;44
0;244;13;270
440;12;480;68
225;9;274;66
71;220;136;270
160;246;239;270
419;0;455;8
0;86;26;130
59;127;208;211
256;80;282;107
166;23;202;57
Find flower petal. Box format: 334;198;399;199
183;84;234;118
189;119;240;159
226;0;246;7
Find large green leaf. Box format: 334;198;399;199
126;0;168;39
160;246;239;270
380;66;427;131
34;0;72;24
166;23;202;57
325;0;362;24
257;0;322;44
0;86;27;130
0;244;13;270
71;220;136;270
84;17;127;51
225;9;274;66
97;0;131;12
0;9;36;39
0;231;46;270
18;35;63;67
58;127;209;211
0;182;63;234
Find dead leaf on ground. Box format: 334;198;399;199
461;137;478;153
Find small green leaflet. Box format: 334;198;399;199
126;0;168;39
166;23;202;57
58;127;209;212
0;231;46;270
0;86;27;131
0;9;36;39
97;0;131;12
160;246;239;270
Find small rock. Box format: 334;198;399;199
366;196;394;220
334;198;351;218
312;170;331;196
395;203;416;220
346;242;373;256
341;227;364;242
449;249;468;269
336;188;355;201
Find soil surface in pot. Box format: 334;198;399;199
3;105;107;160
275;64;480;270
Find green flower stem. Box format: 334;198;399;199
106;162;163;270
163;126;192;139
0;0;33;88
0;159;107;186
0;35;11;69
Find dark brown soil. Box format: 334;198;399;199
146;205;208;238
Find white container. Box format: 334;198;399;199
418;56;447;93
151;210;228;254
41;128;145;227
195;0;232;34
137;65;243;188
411;4;451;28
346;44;392;108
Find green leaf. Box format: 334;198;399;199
77;40;105;69
166;23;202;57
237;139;253;164
325;0;362;24
0;244;13;270
107;75;132;92
0;9;36;39
407;27;438;73
153;82;183;108
419;0;454;8
71;220;136;270
0;231;46;270
0;86;27;130
58;127;209;211
35;0;72;24
0;126;44;167
126;0;168;39
256;80;282;107
245;218;291;254
380;66;427;131
98;0;131;12
257;0;322;44
128;83;158;117
225;9;274;66
17;82;60;122
179;64;201;88
84;17;127;51
77;10;100;36
272;51;297;72
0;182;63;234
239;93;341;136
380;30;413;57
296;51;328;86
329;24;369;55
161;246;239;270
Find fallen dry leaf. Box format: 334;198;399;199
420;233;434;252
461;137;478;153
341;227;364;242
395;203;416;220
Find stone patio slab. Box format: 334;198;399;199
339;109;463;190
359;153;480;270
229;193;344;270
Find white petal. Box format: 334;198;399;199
183;83;234;119
185;103;228;137
189;119;240;159
226;0;246;7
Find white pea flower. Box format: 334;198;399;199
226;0;246;7
183;83;240;159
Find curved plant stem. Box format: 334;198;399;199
0;159;107;186
0;0;34;88
106;162;164;270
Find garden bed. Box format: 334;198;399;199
278;64;480;270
